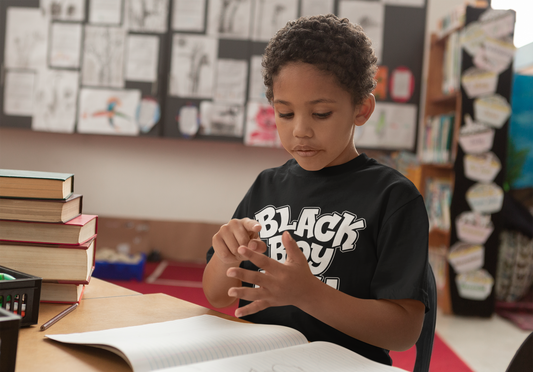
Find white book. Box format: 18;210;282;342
47;314;406;372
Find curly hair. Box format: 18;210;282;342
262;14;377;106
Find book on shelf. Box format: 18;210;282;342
421;113;455;164
0;169;74;199
41;282;86;303
442;31;461;96
425;178;452;232
0;237;96;283
46;314;405;372
0;193;82;223
0;214;98;245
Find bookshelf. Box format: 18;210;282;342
420;3;515;316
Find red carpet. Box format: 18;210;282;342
105;260;473;372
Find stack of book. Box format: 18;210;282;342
0;169;98;304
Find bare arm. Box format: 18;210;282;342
227;231;425;351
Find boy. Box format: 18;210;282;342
203;14;430;366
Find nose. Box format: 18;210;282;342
293;116;313;138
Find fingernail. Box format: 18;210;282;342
227;269;236;277
249;240;257;251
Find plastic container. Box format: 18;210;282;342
93;253;146;281
0;265;41;327
0;307;21;372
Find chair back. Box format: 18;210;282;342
506;332;533;372
413;263;437;372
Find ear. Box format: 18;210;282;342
353;94;376;126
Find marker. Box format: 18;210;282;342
40;303;79;331
0;273;16;280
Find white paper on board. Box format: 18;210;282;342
300;0;335;17
125;0;169;33
207;0;253;39
137;98;160;133
479;9;515;40
178;105;200;137
125;34;160;82
4;7;48;69
464;152;502;184
456;269;494;301
41;0;86;21
200;102;244;137
473;94;511;129
448;242;485;274
169;34;218;98
455;211;494;245
82;26;126;88
466;182;504;214
214;59;248;104
3;70;36;116
172;0;206;32
245;101;281;148
77;88;141;135
33;69;79;133
49;22;83;68
461;67;498;98
89;0;123;24
248;55;268;102
338;1;384;63
458;114;495;155
355;103;417;150
252;0;299;42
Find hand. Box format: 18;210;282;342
212;218;266;266
227;231;318;317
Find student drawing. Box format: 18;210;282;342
125;0;169;33
204;14;430;367
82;26;126;88
89;97;131;129
32;70;79;133
4;7;48;69
252;0;298;42
207;0;252;39
40;0;85;21
170;35;218;98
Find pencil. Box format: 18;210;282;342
40;303;79;331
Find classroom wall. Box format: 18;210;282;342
0;0;466;226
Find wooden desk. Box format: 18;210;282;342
17;280;234;372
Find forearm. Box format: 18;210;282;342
202;255;242;308
298;279;425;351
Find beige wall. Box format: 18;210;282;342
0;0;469;227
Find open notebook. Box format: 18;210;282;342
46;314;406;372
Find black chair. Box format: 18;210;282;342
413;263;437;372
506;331;533;372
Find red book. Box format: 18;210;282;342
40;283;87;304
0;214;98;245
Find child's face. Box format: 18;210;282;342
272;62;373;171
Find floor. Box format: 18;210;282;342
435;308;531;372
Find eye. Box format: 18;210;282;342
314;112;332;119
278;112;294;119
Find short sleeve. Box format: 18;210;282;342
371;195;430;310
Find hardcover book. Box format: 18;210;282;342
0;237;96;283
0;214;98;245
40;282;86;304
0;193;82;223
0;169;74;199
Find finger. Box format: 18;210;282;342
242;218;262;237
248;238;267;253
236;246;280;273
227;266;269;289
234;300;270;318
282;231;306;264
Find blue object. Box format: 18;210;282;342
93;254;146;282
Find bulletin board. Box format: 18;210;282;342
0;0;427;151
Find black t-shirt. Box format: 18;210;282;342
206;154;430;365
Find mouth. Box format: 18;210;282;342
293;146;319;157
